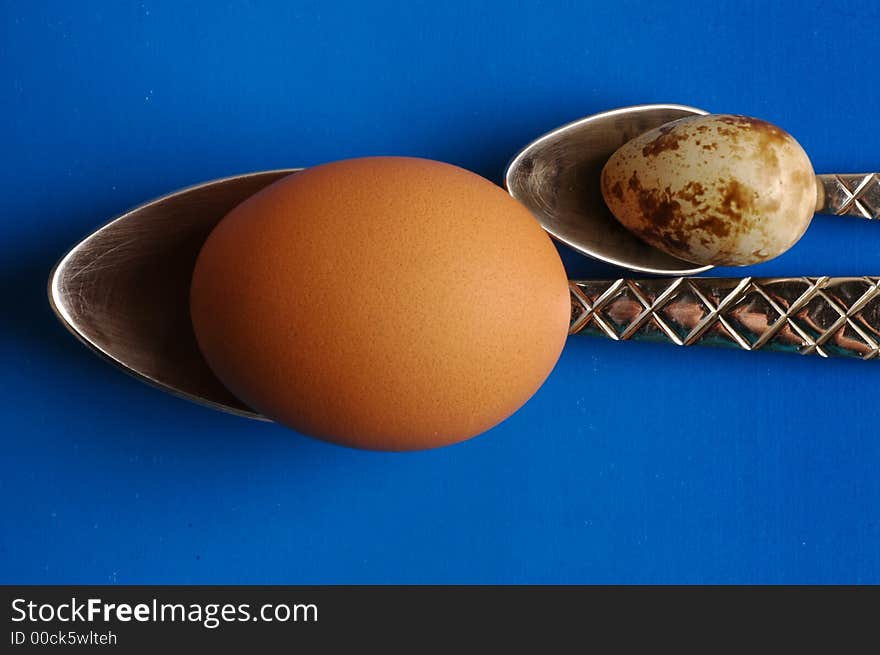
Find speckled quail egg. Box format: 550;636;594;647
601;114;820;266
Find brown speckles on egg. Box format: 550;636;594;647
627;170;641;192
640;123;690;158
790;168;812;190
676;181;706;205
693;214;731;239
600;167;624;203
715;125;739;140
760;147;780;175
716;179;757;223
601;114;817;266
717;115;789;145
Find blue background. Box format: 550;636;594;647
2;0;879;584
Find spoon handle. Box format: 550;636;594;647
816;174;879;219
569;276;880;359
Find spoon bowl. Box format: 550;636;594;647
49;169;300;419
505;103;712;275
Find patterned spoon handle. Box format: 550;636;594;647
569;276;880;359
816;174;880;219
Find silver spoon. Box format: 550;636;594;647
49;170;299;420
506;103;712;275
507;103;880;273
49;121;880;421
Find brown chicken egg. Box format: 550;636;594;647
190;157;571;450
601;114;819;266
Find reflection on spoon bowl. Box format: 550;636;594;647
48;170;300;419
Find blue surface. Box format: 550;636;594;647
2;0;879;584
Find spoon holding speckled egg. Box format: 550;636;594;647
508;104;879;272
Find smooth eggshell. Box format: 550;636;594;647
190;157;571;450
601;114;818;266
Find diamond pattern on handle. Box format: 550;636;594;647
569;277;880;359
820;174;880;219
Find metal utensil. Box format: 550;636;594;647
49;169;299;419
506;104;880;274
570;276;880;359
49;169;880;422
506;104;711;275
